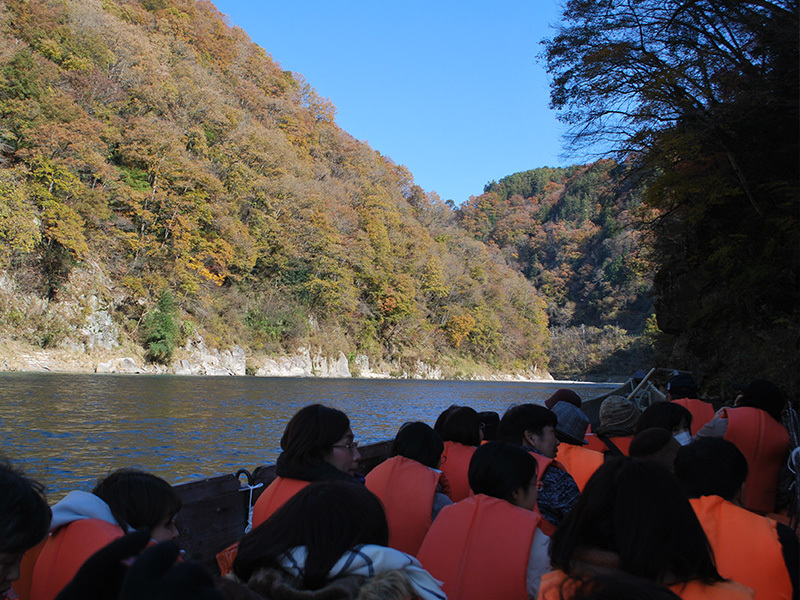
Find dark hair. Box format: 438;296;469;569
674;438;748;501
477;411;500;441
438;406;482;447
92;468;181;531
498;403;557;445
635;402;693;434
280;404;351;471
433;405;459;435
549;457;723;586
392;422;443;469
467;441;537;503
736;379;786;422
558;572;682;600
0;460;51;553
233;480;389;588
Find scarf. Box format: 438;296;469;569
278;544;447;600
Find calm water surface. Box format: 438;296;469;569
0;373;618;499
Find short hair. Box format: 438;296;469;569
477;411;500;441
92;468;181;531
674;438;748;501
433;405;459;435
438;406;482;447
549;457;722;586
280;404;351;471
391;422;443;470
234;480;389;588
497;403;557;445
736;379;786;422
0;460;51;554
635;402;693;434
468;441;537;502
556;572;682;600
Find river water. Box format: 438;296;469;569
0;373;618;499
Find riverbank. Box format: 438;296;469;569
0;337;555;382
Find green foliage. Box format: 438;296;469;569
141;290;179;364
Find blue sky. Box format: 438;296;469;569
210;1;576;205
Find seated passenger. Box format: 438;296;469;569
629;428;681;472
29;468;181;600
435;406;482;501
635;402;693;446
365;422;451;555
477;411;500;442
498;404;579;531
665;373;715;436
417;441;550;600
223;480;445;600
539;457;754;600
551;402;603;491
251;404;361;528
1;460;51;600
675;438;794;600
586;395;640;455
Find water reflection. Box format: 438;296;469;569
0;373;618;499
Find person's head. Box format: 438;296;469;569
674;438;748;502
468;441;538;510
437;406;482;447
280;404;360;475
734;379;786;422
0;461;51;596
498;403;559;458
433;405;459;435
391;421;443;470
552;402;590;446
477;411;500;441
92;468;182;542
597;396;640;434
629;428;681;472
666;373;698;401
233;480;388;589
545;388;582;411
556;572;682;600
549;457;722;586
635;402;692;445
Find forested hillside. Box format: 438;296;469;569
0;0;555;376
458;161;657;377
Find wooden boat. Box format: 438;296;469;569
580;367;672;428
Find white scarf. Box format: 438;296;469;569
278;544;447;600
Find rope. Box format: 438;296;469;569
239;481;264;534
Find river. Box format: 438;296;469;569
0;372;619;499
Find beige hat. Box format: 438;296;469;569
598;395;640;433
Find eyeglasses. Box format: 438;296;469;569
331;441;359;452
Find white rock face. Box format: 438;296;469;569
95;357;142;374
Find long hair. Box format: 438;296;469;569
391;421;443;469
280;404;351;472
0;460;51;554
549;457;723;586
468;441;537;502
438;406;482;447
233;480;389;589
635;402;693;434
92;468;181;531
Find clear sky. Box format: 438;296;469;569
209;1;575;205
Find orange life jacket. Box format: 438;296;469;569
672;398;716;435
12;539;46;600
584;434;633;456
539;569;754;600
417;494;539;600
251;477;311;528
554;444;604;491
689;495;791;599
439;441;476;502
722;406;790;514
29;519;124;600
365;456;441;556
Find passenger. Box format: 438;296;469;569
477;411;500;441
587;395;639;455
551;402;603;491
251;404;361;528
436;406;482;501
674;438;795;600
666;373;715;436
29;468;181;600
417;441;551;600
365;422;452;555
0;460;51;600
538;457;754;599
498;403;580;531
695;379;791;514
635;402;693;446
552;571;682;600
222;480;445;600
628;428;681;472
